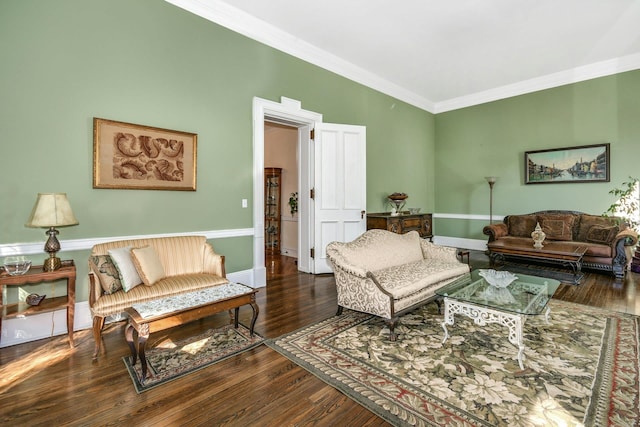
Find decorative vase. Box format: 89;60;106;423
531;222;546;249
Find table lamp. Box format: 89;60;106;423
25;193;79;271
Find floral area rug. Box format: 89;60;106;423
266;300;639;426
123;324;264;393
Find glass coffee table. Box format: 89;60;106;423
435;270;560;369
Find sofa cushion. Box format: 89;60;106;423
577;214;619;242
507;215;538;238
90;273;229;317
538;214;576;241
108;246;143;292
586;225;619;245
370;259;470;300
131;246;166;286
88;255;122;294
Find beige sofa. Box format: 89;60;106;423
88;235;228;358
326;229;470;340
483;210;638;278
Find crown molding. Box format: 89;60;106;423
165;0;640;114
164;0;435;112
434;53;640;113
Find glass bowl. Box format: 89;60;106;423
478;269;518;288
3;256;32;276
408;207;421;214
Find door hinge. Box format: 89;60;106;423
310;248;315;259
310;188;315;200
310;129;315;140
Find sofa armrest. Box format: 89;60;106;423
202;243;226;277
88;272;102;308
420;240;460;263
483;223;508;242
614;228;639;247
326;251;368;278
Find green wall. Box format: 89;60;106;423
435;70;640;239
0;0;434;302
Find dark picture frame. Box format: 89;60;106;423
93;118;197;191
525;143;610;184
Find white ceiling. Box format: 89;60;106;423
167;0;640;113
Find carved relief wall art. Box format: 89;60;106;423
93;118;197;190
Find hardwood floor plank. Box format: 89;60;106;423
0;252;638;426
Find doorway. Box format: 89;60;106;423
252;97;322;288
264;121;298;278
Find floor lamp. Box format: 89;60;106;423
485;176;497;224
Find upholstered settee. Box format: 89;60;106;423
326;229;470;340
88;235;228;358
483;210;638;278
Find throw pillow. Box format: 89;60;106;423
577;214;618;242
108;246;143;292
586;225;619;245
538;214;576;241
131;246;166;286
88;255;122;294
507;214;538;238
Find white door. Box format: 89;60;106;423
312;123;367;273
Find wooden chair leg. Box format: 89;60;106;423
92;316;105;359
385;317;399;341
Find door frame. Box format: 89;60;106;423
252;96;322;287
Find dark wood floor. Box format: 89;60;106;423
1;252;639;426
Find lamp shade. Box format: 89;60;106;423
485;176;497;184
25;193;79;228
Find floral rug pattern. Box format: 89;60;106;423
267;300;639;426
123;324;264;393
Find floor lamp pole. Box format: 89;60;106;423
485;177;497;224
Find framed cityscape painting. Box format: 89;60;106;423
93;118;197;190
525;143;610;184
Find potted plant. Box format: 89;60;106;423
604;177;640;272
288;192;298;216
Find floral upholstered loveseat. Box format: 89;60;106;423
88;235;228;358
326;229;470;340
483;210;639;278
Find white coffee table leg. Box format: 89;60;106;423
503;314;525;370
441;298;453;343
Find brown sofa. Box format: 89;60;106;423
483;210;638;279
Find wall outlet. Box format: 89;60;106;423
242;199;248;208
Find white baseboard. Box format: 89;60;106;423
0;301;92;349
433;236;488;252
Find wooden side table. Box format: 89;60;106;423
366;212;433;241
0;260;76;347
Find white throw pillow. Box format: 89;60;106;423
108;246;143;292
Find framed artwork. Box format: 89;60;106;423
93;118;197;190
525;143;610;184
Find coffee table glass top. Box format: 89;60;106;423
435;270;560;316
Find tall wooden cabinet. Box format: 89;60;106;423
264;168;282;254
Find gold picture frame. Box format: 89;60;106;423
93;118;197;191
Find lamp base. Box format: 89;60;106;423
43;256;61;272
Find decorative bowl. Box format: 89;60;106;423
3;256;32;276
478;269;518;288
408;207;421;214
388;192;408;201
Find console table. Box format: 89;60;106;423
0;260;76;347
367;212;433;241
